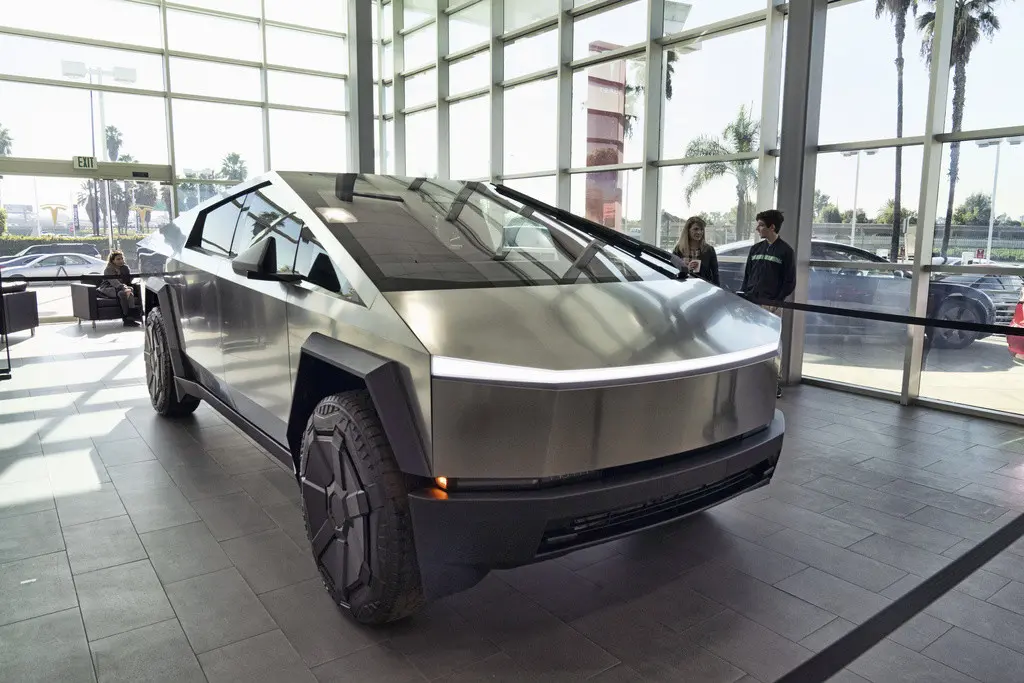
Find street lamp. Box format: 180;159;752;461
977;137;1022;259
841;149;878;247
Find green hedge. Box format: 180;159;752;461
0;235;146;263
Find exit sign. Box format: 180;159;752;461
73;156;97;170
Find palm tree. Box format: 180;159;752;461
621;51;678;140
0;124;12;217
919;0;1004;256
680;105;760;242
105;126;123;162
220;153;247;182
876;0;918;262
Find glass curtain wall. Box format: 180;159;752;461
0;0;350;231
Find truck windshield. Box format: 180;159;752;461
300;174;673;292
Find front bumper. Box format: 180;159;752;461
407;410;784;599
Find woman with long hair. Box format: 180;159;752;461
97;250;140;327
672;216;719;286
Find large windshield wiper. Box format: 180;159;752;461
493;184;685;280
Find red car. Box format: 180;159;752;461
1009;288;1024;362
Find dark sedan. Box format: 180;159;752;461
716;240;1021;349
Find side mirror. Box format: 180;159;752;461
232;239;301;282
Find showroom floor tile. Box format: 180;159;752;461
4;323;1024;681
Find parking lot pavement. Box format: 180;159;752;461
29;286;74;319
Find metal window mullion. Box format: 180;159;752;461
817;137;926;153
490;0;504;183
756;0;785;211
437;0;450;179
0;25;165;53
639;0;665;247
903;0;954;405
161;0;178;216
260;0;271;174
349;0;375;172
656;152;760;167
776;0;829;386
394;0;407;175
554;0;573;209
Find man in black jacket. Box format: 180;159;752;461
740;209;796;397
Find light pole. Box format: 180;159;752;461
977;137;1022;259
841;149;877;247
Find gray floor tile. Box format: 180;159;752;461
956;482;1024;511
0;450;50;484
0;508;64;563
75;559;175;641
987;581;1024;616
791;456;897;488
850;638;977;683
739;498;873;547
879;480;1008;522
311;642;427;683
56;482;126;528
584;664;646;682
428;652;526;683
191;492;275;541
908;506;1003;541
140;521;233;585
687;609;813;683
0;551;78;627
889;613;953;652
701;504;786;542
982;552;1024;584
768;479;844;513
207;445;278;476
804;477;926;517
572;604;745;683
556;542;623;572
759;528;906;592
166;461;246;502
956;568;1011;600
880;573;925;600
164;567;276;654
848;534;950;578
683;561;836;641
90;618;205;683
233;470;295;509
106;460;174;493
63;515;146;575
926;589;1024;656
799;617;856;652
260;578;383;668
854;458;970;493
198;629;316;683
675;519;807;584
383;604;502;680
824;503;964;554
263;501;310;550
0;608;95;683
221;528;317;594
923;627;1024;683
775;567;891;625
118;485;199;534
93;438;156;468
0;477;55;520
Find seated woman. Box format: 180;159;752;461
672;215;720;286
97;250;141;327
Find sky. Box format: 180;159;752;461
2;0;1024;232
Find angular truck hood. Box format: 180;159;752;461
384;279;780;379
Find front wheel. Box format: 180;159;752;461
298;391;424;625
930;298;984;350
144;307;201;417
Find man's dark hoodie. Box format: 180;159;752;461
740;237;796;304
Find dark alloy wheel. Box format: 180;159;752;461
144;307;201;417
931;297;984;350
298;390;424;625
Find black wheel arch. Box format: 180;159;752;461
931;283;996;324
287;333;431;478
143;277;195;392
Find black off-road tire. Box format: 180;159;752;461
298;390;424;625
930;297;984;350
144;307;201;417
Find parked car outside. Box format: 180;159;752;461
10;243;103;259
137;171;786;624
0;253;106;281
716;239;1021;349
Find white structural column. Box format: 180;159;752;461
349;0;376;172
160;0;177;216
638;0;665;246
489;0;504;183
260;0;271;174
902;0;954;403
756;0;785;212
776;0;828;385
437;0;451;179
554;0;574;208
393;0;407;175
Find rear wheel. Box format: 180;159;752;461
144;307;201;417
298;391;424;625
931;297;984;350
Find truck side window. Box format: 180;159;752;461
233;192;301;273
294;228;361;303
190;194;248;258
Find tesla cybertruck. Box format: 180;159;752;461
138;172;785;624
